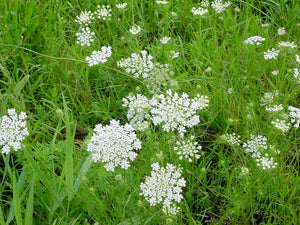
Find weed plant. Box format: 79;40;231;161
0;0;299;224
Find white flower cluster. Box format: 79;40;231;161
222;133;241;146
244;36;266;46
95;5;112;20
140;163;186;210
145;63;174;94
75;10;94;25
191;7;209;16
243;135;278;169
288;106;300;128
293;68;300;84
85;46;112;66
242;135;267;158
76;27;95;46
160;36;171;44
116;3;127;9
278;41;297;49
117;50;154;78
156;0;169;4
256;154;278;169
87;120;141;171
264;48;280;60
149;89;209;136
174;136;201;162
122;94;151;131
0;108;29;154
211;0;231;13
271;119;290;133
277;27;285;35
129;25;141;35
260;91;283;112
296;54;300;63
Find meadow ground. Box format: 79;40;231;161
0;0;299;224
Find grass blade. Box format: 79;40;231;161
24;176;34;225
12;172;23;225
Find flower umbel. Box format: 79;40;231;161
75;10;94;25
288;106;300;128
0;108;29;154
174;136;201;162
122;94;151;131
140;162;186;210
264;48;280;60
76;27;95;46
85;46;112;66
95;5;112;20
150;89;209;136
87;120;141;171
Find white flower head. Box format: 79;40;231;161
191;7;209;16
122;94;151;131
0;108;29;154
277;27;285;35
87;120;141;171
140;162;186;210
271;119;290;133
149;89;209;137
271;70;279;76
264;48;280;60
293;68;300;84
129;25;141;35
222;133;241;146
117;50;154;78
256;154;278;169
211;0;231;13
288;106;300;128
76;27;95;46
95;5;112;20
116;3;127;9
278;41;297;49
160;36;171;44
75;10;94;25
156;0;169;4
174;136;201;162
242;135;268;158
244;36;266;46
85;46;112;66
261;23;270;27
295;54;300;63
170;51;179;59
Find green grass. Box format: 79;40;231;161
0;0;299;224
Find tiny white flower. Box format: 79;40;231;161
76;27;95;46
256;154;277;169
261;23;270;27
156;0;169;4
160;36;171;44
129;25;141;35
116;3;127;9
288;106;300;128
278;41;297;48
75;10;94;25
170;51;179;59
244;36;265;46
296;54;300;63
191;7;209;16
211;0;231;13
174;136;201;162
271;70;279;76
222;133;240;146
271;119;290;133
277;27;285;35
204;67;212;72
85;46;112;66
264;48;280;60
95;5;112;20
